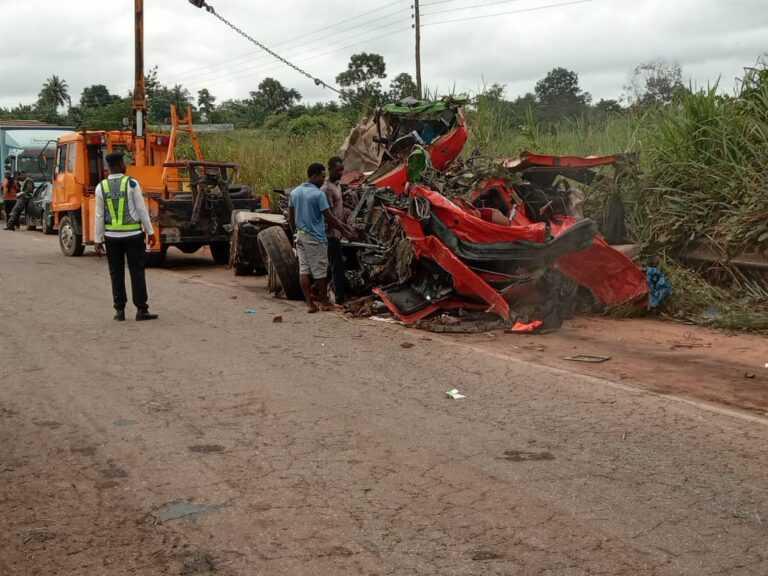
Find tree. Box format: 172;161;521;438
534;67;591;120
595;98;622;114
250;78;301;114
78;98;133;130
626;60;686;107
38;75;71;110
80;85;118;109
336;52;387;109
197;88;216;121
141;67;195;123
388;73;418;102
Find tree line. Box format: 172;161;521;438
0;54;686;132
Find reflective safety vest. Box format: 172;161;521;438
102;176;142;232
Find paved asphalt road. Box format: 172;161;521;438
1;230;767;576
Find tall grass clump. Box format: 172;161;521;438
637;65;768;254
199;128;344;195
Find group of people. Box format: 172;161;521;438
1;169;36;230
289;157;357;313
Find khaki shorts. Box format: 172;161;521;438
295;231;328;279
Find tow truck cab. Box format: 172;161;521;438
51;130;172;257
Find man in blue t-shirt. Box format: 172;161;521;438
289;163;353;313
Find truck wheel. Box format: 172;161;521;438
257;226;302;300
42;209;54;235
210;242;231;265
59;215;84;257
146;247;168;268
234;262;254;276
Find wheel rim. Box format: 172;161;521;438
61;222;74;252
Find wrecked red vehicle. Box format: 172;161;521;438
345;151;649;330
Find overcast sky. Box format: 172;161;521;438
1;0;766;109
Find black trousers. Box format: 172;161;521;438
3;199;17;222
7;196;28;226
105;234;149;312
327;237;347;304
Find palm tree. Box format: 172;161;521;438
39;75;71;110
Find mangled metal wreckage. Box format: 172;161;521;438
236;98;650;331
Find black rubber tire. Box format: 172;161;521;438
257;227;302;300
146;247;168;268
234;262;254;276
59;214;84;257
210;242;231;265
177;243;202;254
41;209;54;235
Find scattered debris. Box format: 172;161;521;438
498;450;555;462
20;528;55;545
446;388;466;400
244;309;257;315
272;315;283;323
155;501;227;523
179;550;217;576
564;354;612;364
647;266;672;308
745;373;757;380
505;320;544;334
189;444;226;454
400;342;415;349
113;419;137;427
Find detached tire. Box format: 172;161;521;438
59;215;84;257
210;242;230;265
257;227;302;300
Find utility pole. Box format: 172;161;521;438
133;0;147;166
414;0;422;99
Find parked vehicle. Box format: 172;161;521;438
25;182;55;234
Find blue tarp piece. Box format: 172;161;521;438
647;267;672;308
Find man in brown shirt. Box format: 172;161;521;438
321;157;348;304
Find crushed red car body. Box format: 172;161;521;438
351;152;649;327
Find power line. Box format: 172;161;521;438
422;0;528;17
165;1;408;86
168;15;410;88
170;18;410;92
182;25;412;92
421;0;592;26
189;0;341;93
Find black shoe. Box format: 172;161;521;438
4;225;14;231
136;310;159;321
114;310;126;322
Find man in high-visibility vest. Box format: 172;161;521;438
94;152;158;322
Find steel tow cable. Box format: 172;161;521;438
188;0;343;94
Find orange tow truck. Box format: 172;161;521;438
52;0;260;264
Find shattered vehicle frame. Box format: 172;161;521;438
343;151;649;330
341;97;469;194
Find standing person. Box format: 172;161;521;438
1;170;16;222
289;163;353;313
5;171;34;230
94;152;158;322
322;156;348;304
